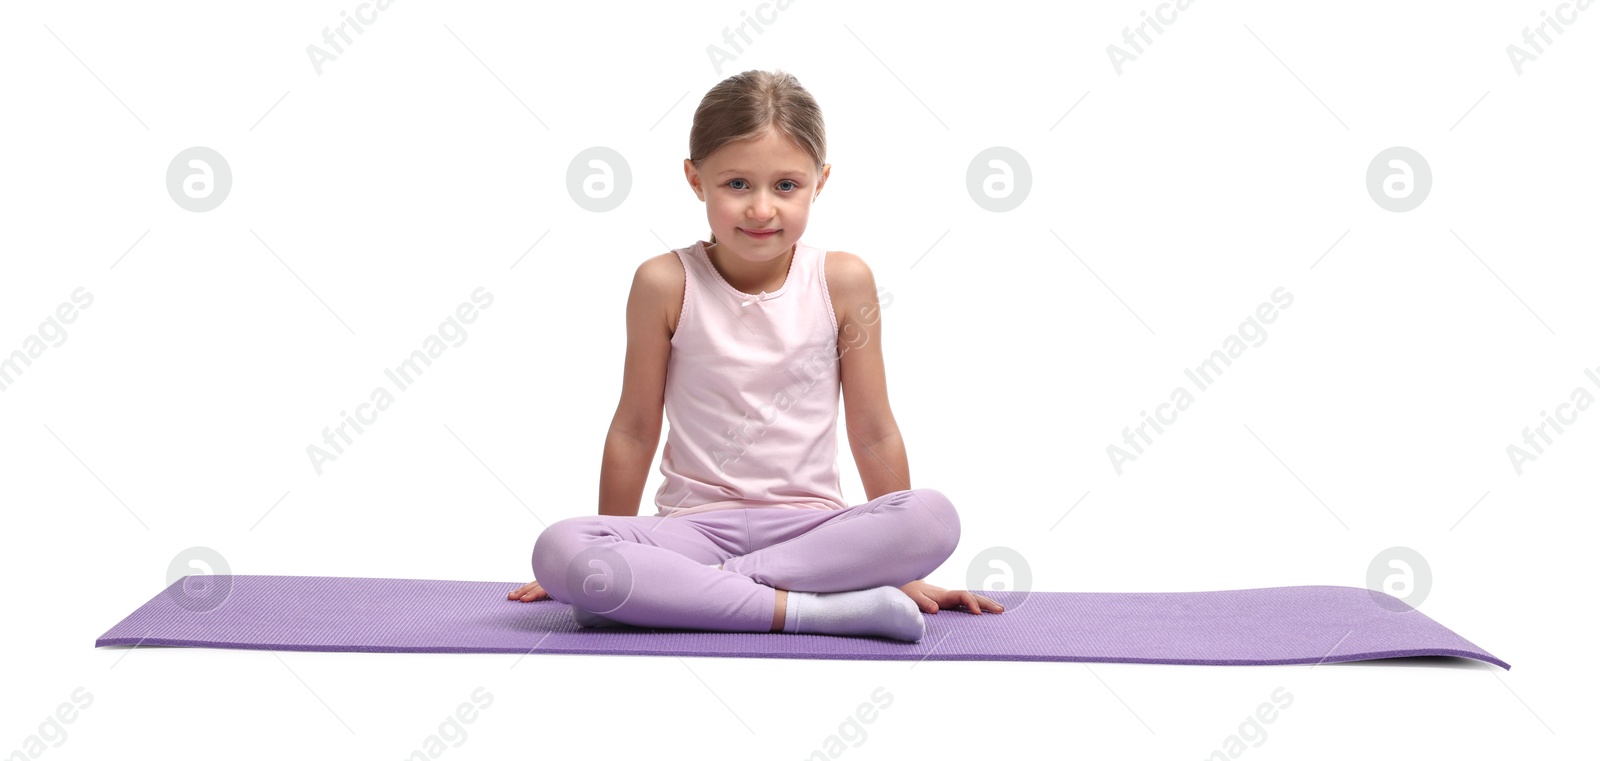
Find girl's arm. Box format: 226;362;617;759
828;251;909;501
848;426;909;503
598;255;679;516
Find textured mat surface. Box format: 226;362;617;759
94;575;1509;669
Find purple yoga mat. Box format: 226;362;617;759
94;575;1508;669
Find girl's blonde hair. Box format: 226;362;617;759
689;69;827;245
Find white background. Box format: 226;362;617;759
2;0;1593;758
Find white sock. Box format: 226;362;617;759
781;586;926;642
572;563;724;628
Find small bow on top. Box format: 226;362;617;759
740;290;772;308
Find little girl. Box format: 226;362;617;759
508;69;1002;641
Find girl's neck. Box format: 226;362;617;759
704;240;795;294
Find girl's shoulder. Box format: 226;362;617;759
635;249;688;338
822;249;871;285
823;249;877;334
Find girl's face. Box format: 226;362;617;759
685;128;830;263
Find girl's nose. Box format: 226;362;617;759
748;192;779;218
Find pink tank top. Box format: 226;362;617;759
653;238;848;519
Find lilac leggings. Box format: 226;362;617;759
530;488;960;632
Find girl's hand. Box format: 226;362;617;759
509;579;549;602
898;579;1004;615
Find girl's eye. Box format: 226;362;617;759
728;179;799;192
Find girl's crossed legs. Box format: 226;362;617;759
529;487;960;633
